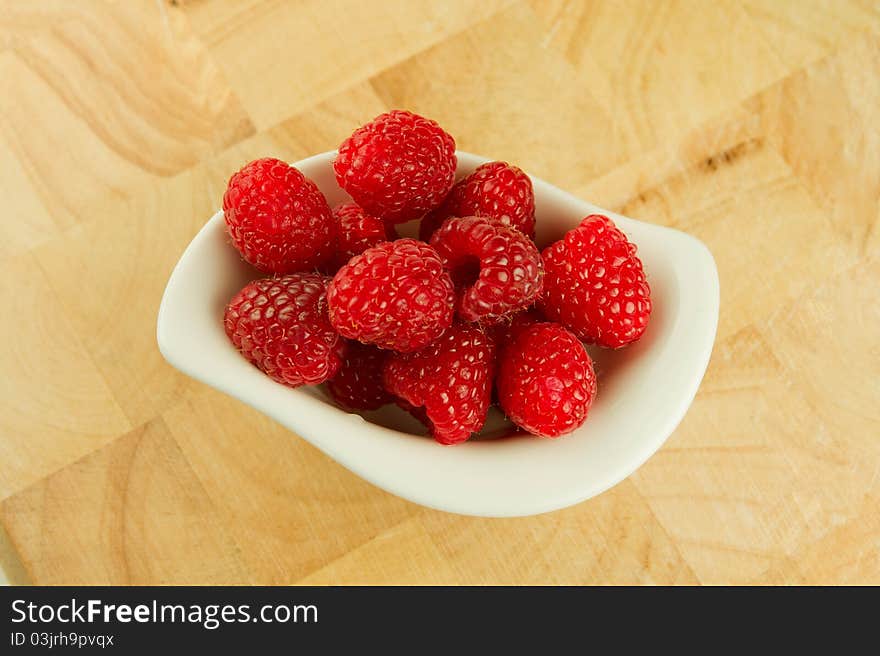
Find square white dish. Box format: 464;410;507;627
157;150;719;517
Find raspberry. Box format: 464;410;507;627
383;323;495;445
420;161;536;241
329;202;396;271
539;215;651;348
333;110;457;224
327;239;455;353
224;273;345;387
223;158;336;274
430;216;544;324
327;342;392;411
497;322;596;437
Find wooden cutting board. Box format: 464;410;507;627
1;0;878;585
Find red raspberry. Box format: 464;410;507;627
327;342;392;411
224;273;345;387
539;215;651;348
327;239;455;352
430;216;544;325
497;322;596;437
223;158;336;274
329;202;397;271
333;110;457;224
383;323;495;445
489;308;547;407
420;161;536;241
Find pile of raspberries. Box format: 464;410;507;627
222;110;652;444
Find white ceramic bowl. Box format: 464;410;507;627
157;151;719;517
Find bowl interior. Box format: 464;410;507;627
157;151;718;517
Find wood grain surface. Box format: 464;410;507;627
1;0;878;585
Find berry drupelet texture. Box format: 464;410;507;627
539;214;651;349
420;161;536;241
497;322;596;437
223;158;336;274
327;341;393;411
328;201;396;272
430;216;544;325
224;273;346;388
383;322;496;445
327;239;456;353
333;110;457;224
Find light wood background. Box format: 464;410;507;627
1;0;878;585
